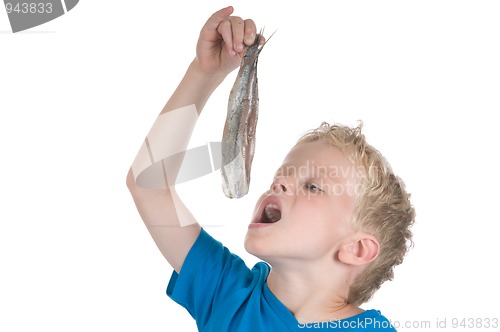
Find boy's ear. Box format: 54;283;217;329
338;233;380;266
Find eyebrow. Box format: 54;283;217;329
311;165;344;183
275;164;342;180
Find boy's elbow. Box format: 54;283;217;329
126;168;138;193
126;167;175;197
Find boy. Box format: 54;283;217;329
127;6;414;331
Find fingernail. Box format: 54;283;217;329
245;35;255;44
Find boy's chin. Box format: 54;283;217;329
244;237;281;265
243;237;257;255
244;236;268;259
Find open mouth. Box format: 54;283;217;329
253;197;282;224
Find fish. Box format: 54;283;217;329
221;32;267;199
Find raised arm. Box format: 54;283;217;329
126;7;259;273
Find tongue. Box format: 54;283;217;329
265;206;281;223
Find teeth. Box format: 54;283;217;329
264;204;277;217
264;204;281;223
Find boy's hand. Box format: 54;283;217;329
195;6;259;77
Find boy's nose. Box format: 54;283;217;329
271;176;291;195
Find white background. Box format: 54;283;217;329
1;1;499;331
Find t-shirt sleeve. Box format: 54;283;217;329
167;228;254;329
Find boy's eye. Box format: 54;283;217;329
305;183;323;192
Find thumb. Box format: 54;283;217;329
201;6;234;37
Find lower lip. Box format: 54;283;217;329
248;222;276;229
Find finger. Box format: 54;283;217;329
243;19;258;46
201;6;234;40
228;16;245;53
217;19;236;56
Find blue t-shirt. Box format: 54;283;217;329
167;228;397;331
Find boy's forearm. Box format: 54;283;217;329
126;60;227;271
161;59;226;116
130;59;226;189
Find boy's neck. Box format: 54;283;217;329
266;263;363;324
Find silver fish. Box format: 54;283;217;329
221;33;267;198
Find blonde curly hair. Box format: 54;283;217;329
296;122;415;306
